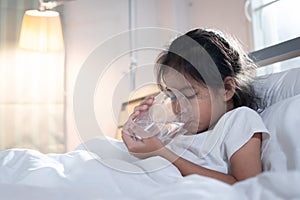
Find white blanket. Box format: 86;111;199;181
0;138;300;200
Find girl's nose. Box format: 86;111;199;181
171;98;181;115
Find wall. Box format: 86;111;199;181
63;0;252;150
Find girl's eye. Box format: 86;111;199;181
185;93;197;99
164;88;177;99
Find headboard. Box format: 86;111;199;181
249;37;300;67
250;37;300;109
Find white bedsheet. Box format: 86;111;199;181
0;145;299;200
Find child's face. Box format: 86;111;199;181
163;70;227;134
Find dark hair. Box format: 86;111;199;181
156;28;259;110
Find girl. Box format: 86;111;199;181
122;28;269;185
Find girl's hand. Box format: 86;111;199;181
122;96;155;139
121;96;165;159
122;133;165;159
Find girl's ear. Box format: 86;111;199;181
223;76;236;102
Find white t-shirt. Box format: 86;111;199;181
166;106;270;174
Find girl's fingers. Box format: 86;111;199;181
144;96;155;104
133;104;148;113
130;110;140;119
139;96;155;106
133;96;155;113
122;131;134;145
122;114;140;138
122;128;143;146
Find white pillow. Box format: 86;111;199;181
260;94;300;171
254;68;300;109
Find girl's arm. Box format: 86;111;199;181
122;132;262;185
158;147;238;184
158;132;262;185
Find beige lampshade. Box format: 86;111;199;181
19;10;64;52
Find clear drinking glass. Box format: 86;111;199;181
129;88;192;142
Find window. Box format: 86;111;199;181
250;0;300;75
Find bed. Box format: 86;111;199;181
0;38;300;200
